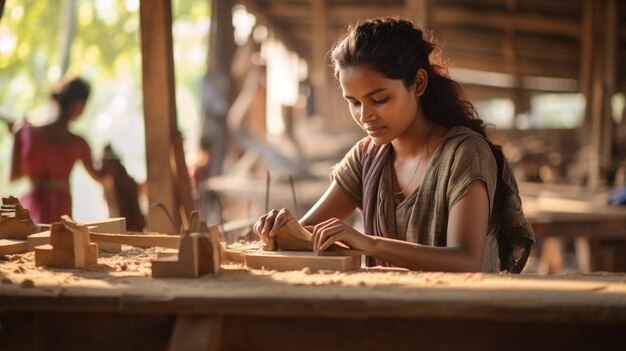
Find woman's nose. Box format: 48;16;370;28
359;105;375;123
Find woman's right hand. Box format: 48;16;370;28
253;208;295;244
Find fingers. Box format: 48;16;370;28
312;218;344;254
253;208;294;243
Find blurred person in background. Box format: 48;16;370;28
9;76;105;224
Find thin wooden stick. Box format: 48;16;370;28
265;170;271;213
289;174;299;218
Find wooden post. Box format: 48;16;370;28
0;0;5;21
405;0;432;30
139;0;180;233
581;0;617;189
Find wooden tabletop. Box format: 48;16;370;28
2;250;625;350
2;262;626;323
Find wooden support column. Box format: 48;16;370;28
311;0;329;121
139;0;184;233
581;0;618;189
502;0;530;128
405;0;432;29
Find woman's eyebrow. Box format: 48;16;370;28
344;87;387;100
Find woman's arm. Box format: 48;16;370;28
299;180;358;225
78;141;105;183
313;180;489;272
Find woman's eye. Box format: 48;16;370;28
349;101;361;107
373;97;388;105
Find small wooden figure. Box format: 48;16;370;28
151;220;221;278
35;215;98;268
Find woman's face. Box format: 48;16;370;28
338;65;420;145
68;100;86;122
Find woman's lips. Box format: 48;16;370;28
365;126;385;137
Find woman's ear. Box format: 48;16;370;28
414;68;428;97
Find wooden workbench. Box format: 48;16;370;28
1;249;625;350
521;184;626;273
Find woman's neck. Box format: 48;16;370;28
392;120;436;160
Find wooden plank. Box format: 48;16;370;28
139;0;180;234
168;315;222;351
82;217;126;252
82;217;126;233
0;239;28;256
90;233;180;249
244;251;361;272
27;231;51;251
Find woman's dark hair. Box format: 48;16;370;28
330;17;487;136
51;76;90;110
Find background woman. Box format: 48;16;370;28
10;76;104;224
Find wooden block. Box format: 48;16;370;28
244;251;361;272
151;255;184;277
34;217;99;268
207;225;221;273
157;248;179;258
0;239;28;256
151;224;221;278
34;245;53;267
85;243;98;266
151;235;198;278
27;231;51;251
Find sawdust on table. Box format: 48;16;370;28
1;244;625;296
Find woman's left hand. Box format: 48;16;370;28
311;218;375;254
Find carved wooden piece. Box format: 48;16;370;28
269;218;353;253
151;223;221;278
0;196;39;240
34;216;98;268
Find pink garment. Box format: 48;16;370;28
16;123;90;224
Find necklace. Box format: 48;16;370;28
394;126;433;196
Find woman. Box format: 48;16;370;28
254;17;533;273
10;76;104;224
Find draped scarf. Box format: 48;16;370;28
360;137;393;266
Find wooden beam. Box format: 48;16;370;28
139;0;180;234
434;4;581;38
240;0;304;57
582;0;618;189
329;5;405;20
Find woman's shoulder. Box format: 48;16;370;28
439;126;492;153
